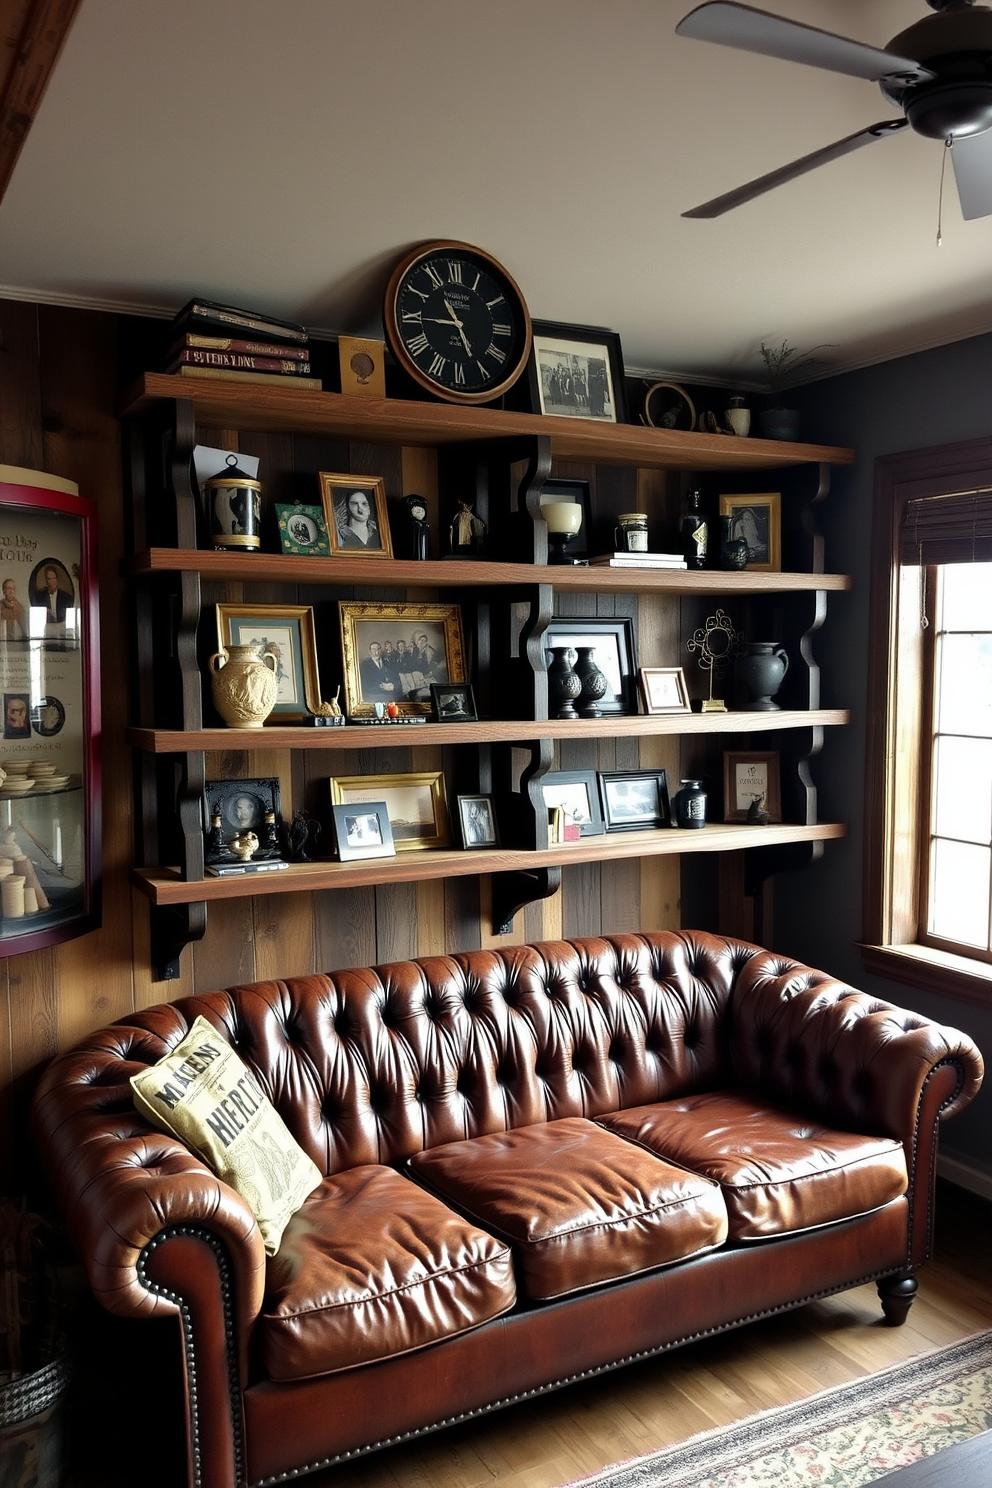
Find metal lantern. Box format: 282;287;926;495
202;453;262;552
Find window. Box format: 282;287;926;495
923;564;992;961
864;438;992;1004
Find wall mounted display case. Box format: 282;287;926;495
0;466;100;954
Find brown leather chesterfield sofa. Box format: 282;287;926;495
32;931;984;1488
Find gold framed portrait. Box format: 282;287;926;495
718;492;782;572
338;601;467;717
215;603;321;722
319;473;393;559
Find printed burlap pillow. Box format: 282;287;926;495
130;1015;322;1254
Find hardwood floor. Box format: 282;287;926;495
66;1180;992;1488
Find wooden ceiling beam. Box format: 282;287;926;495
0;0;82;205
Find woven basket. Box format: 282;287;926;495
0;1348;71;1428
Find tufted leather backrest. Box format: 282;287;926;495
67;931;753;1174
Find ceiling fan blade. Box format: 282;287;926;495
676;3;931;84
682;119;908;219
951;130;992;220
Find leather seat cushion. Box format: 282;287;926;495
262;1165;515;1380
598;1091;908;1242
407;1116;728;1301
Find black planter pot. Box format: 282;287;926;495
758;407;800;441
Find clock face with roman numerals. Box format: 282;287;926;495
383;241;532;405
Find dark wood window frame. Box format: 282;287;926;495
863;436;992;1007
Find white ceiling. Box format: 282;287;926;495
2;0;992;387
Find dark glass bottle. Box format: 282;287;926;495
680;489;708;568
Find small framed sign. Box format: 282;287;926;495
723;751;782;823
331;801;396;861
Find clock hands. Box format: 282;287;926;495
444;299;473;357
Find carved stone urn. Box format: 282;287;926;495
208;643;278;728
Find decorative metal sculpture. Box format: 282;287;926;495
686;608;741;713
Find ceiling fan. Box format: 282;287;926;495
676;0;992;219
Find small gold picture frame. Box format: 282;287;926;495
638;666;692;714
723;750;782;823
215;603;321;722
319;473;394;559
329;771;450;851
718;492;782;572
338;601;467;717
338;335;386;398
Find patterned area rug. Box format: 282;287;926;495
572;1332;992;1488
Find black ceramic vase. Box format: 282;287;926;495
573;646;608;719
547;646;582;720
737;641;789;710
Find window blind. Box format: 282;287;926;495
899;488;992;565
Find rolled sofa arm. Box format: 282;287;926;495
727;946;984;1143
31;1021;267;1332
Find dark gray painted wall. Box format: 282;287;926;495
771;331;992;1174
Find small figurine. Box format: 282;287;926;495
449;499;486;557
208;810;225;856
264;810;280;851
314;687;344;719
285;809;321;863
404;493;430;561
746;794;770;826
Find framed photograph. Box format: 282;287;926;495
723;751;782;823
319;472;394;559
339;601;467;717
543;617;638;716
599;770;671;832
216;604;321;721
718;492;782;572
275;503;330;557
457;794;498;849
529;320;628;424
331;801;396;862
639;666;692;715
540;769;604;837
203;776;283;865
329;770;450;851
430;682;477;722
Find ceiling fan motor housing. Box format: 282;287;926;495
883;6;992;138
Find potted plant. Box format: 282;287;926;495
757;341;829;441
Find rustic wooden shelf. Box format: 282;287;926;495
125;547;852;593
120;374;856;473
133;821;848;905
127;710;850;754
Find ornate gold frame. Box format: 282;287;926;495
338;601;467;717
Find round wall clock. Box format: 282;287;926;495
383;241;532;405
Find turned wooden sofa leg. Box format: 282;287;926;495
878;1272;918;1325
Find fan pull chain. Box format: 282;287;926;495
937;137;952;247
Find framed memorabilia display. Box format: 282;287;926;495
528;320;628;424
319;473;394;559
339;601;467;717
718;492;782;572
429;683;477;722
639;666;692;715
641;382;696;432
215;604;321;721
457;795;498;849
203;777;283;867
540;770;604;837
723;751;782;823
598;770;671;832
275;503;331;557
382;240;533;406
543;618;638;715
331;801;396;862
0;464;100;956
337;335;386;398
329;770;450;851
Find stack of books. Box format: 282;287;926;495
589;551;688;569
163;298;321;390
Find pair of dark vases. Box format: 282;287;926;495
547;646;608;719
